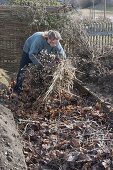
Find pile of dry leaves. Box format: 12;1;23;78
8;56;113;170
1;53;113;170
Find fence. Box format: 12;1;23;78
84;20;113;48
0;5;32;72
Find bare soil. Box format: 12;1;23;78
0;104;27;170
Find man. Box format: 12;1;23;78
14;30;65;94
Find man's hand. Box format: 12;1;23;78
31;54;44;70
38;62;43;70
37;58;44;70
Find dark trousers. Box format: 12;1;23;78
14;51;32;93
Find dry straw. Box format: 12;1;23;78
44;58;76;100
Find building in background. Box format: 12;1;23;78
58;0;100;8
0;0;8;4
100;0;113;5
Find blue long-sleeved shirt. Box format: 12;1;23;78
23;32;65;65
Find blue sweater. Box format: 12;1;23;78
23;32;65;65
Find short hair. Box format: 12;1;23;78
44;30;62;40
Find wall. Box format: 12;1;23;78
0;5;31;72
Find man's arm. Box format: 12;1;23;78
29;39;43;65
55;42;66;59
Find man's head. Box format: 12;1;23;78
47;30;62;47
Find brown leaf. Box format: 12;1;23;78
71;139;80;148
